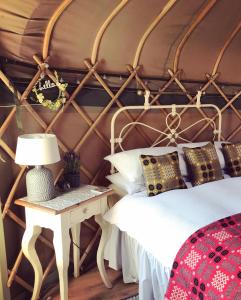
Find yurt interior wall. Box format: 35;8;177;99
0;0;241;299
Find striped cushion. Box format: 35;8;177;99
222;142;241;177
183;142;223;186
140;151;186;197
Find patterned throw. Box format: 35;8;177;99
165;213;241;300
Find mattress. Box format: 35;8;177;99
104;177;241;299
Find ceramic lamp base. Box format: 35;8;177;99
26;166;55;202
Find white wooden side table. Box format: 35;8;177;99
15;185;113;300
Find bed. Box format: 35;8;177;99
105;177;241;299
103;96;241;299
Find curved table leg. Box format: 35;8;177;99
22;225;43;300
53;225;70;300
71;223;81;278
95;214;112;288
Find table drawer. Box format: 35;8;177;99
69;200;100;225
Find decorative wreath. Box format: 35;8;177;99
32;71;68;111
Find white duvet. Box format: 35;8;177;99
104;177;241;269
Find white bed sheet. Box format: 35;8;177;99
104;177;241;299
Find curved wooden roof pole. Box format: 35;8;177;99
133;0;178;68
173;0;217;73
42;0;73;60
212;20;241;75
91;0;129;65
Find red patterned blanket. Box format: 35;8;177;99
165;213;241;300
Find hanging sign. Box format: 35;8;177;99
32;71;68;111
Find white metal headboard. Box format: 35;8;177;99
110;92;222;171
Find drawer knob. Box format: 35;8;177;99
83;208;88;214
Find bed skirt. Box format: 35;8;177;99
105;225;171;300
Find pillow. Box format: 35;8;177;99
108;183;127;197
222;142;241;177
106;172;145;194
177;141;226;176
181;176;192;188
185;181;192;189
183;142;223;186
214;141;229;169
177;142;209;177
140;151;187;196
105;146;176;183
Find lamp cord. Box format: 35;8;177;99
71;239;80;250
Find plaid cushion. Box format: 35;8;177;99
183;142;223;186
140;151;186;197
222;142;241;177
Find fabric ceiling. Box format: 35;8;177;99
0;0;240;85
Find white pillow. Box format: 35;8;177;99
105;146;176;183
185;181;192;188
177;141;226;176
223;173;230;179
106;172;145;194
108;183;127;197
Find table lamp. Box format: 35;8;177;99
15;133;60;202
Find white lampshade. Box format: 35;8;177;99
15;133;60;166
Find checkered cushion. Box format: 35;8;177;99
183;142;223;186
140;151;186;197
222;142;241;177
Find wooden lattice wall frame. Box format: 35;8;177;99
1;59;241;297
1;0;241;298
